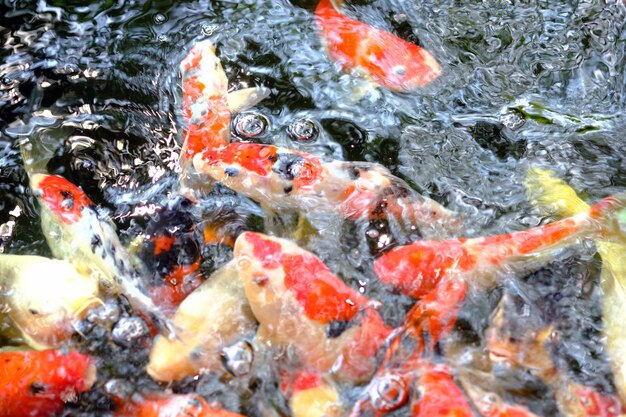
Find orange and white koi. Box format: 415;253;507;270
233;231;392;382
115;393;247;417
486;294;625;417
525;167;626;405
194;142;458;235
0;254;101;349
179;40;269;192
29;173;176;337
0;349;96;417
315;0;441;92
147;262;257;382
374;192;626;298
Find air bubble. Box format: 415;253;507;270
288;119;319;142
233;113;269;139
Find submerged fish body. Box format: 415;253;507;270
194;142;457;234
525;168;626;406
0;254;101;349
30;173;175;337
115;394;247;417
233;231;391;382
147;262;257;382
0;349;96;417
486;293;626;417
314;0;441;92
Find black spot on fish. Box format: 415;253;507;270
267;153;278;163
326;319;354;338
283;185;293;194
91;234;102;253
29;382;46;395
224;167;239;177
272;153;305;181
348;166;362;180
29;309;39;315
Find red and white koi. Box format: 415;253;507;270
233;231;391;382
179;40;269;192
0;349;96;417
193;142;458;235
29;173;176;337
374;192;626;298
0;254;101;349
147;262;257;382
315;0;441;92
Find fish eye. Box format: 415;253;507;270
61;198;74;210
392;65;407;77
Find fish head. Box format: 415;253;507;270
193;143;324;202
30;174;94;225
9;257;101;348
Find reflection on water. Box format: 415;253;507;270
0;0;625;415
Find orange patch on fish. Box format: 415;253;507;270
0;350;95;417
153;235;176;255
410;363;474;417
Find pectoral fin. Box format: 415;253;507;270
227;86;271;114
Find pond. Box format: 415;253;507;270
1;0;625;416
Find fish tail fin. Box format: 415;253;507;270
524;167;590;217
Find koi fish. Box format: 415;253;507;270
138;196;204;313
115;393;247;417
486;293;625;417
194;142;459;236
524;167;626;406
374;191;626;299
233;231;391;382
179;40;269;192
29;173;176;337
0;254;101;349
147;262;257;382
314;0;441;92
349;278;467;416
0;349;96;417
282;371;343;417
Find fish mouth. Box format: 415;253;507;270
29;173;46;192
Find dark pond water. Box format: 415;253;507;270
1;0;626;416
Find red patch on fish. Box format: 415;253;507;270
289;153;323;191
282;252;360;322
153;235;176;255
241;232;283;270
114;394;247;417
315;0;441;91
0;350;95;417
292;371;323;392
410;362;474;417
374;240;471;298
572;385;625;417
202;143;278;177
36;175;93;224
